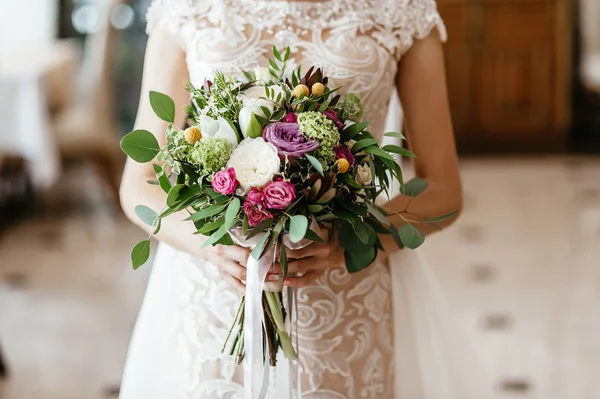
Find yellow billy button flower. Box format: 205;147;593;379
334;158;350;174
311;82;325;97
184;126;202;144
293;84;310;99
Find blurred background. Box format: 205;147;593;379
0;0;599;398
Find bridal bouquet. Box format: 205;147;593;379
120;47;455;376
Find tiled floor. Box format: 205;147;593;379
0;157;599;399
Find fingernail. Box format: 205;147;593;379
268;274;281;281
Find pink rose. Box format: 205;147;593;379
283;112;298;123
246;187;264;206
334;144;355;166
263;180;296;210
211;167;238;195
243;201;274;227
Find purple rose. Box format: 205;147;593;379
211;167;238;195
243;201;274;227
263;180;296;210
246;187;264;206
334;145;355;166
322;108;344;130
263;122;319;158
283;112;298;123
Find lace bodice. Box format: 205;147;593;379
147;0;446;137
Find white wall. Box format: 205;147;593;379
0;0;58;51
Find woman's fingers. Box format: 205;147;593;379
216;245;251;265
219;259;247;281
219;271;246;295
287;257;329;273
284;270;324;288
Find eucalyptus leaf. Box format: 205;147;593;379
304;228;325;243
215;233;235;246
332;208;357;225
146;179;159;185
353;220;375;244
187;204;228;221
149;91;175;123
366;202;390;226
135;205;158;227
398;224;425;249
252;232;271;260
289;215;308;243
131;240;151;270
166;184;185;207
305;154;324;176
153;164;172;193
201;225;229;248
338;221;374;253
402;177;429;197
120;130;160;163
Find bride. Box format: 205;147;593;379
119;0;482;398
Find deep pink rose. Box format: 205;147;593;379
211;167;238;195
283;112;298;123
323;108;344;130
243;201;274;226
263;180;296;210
246;187;264;206
334;144;355;166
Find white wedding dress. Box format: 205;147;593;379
120;1;490;398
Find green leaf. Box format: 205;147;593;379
425;210;459;223
345;247;377;273
187;203;228;221
252;232;271;260
332;208;357;225
149;91;175;123
201;225;229;248
279;243;288;277
289;215;309;243
338;221;374;253
268;59;280;71
135;205;158;226
243;70;254;81
304;228;325;243
398;224;425;249
402;177;429;197
353;220;375;244
146;179;159;185
153;164;172;193
366;202;390;226
131;240;151;270
152;218;162;235
120;130;160;163
260;218;284;258
245;218;275;239
308;204;324;213
206;187;229;204
284;47;291;61
384;132;406;140
195;217;225;235
338;199;368;217
166;184;185;207
272;46;282;62
247;113;264;138
305;154;324;176
363;146;395;162
341;121;370;140
382;144;415;157
390;225;405;249
351;139;379;153
215;233;235;246
225;198;241;228
242;214;249;235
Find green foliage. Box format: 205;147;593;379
135;205;157;227
131;240;151;270
289;215;309;243
398;224;425;249
120;130;160;163
149;91;175;123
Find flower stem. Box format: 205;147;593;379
222;297;244;354
264;291;297;360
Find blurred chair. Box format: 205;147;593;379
52;0;125;203
0;342;6;378
580;0;600;93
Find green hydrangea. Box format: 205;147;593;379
297;111;340;162
340;92;365;121
189;137;233;172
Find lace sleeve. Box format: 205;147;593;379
146;0;196;51
385;0;448;60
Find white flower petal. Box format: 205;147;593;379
199;115;219;137
215;117;239;149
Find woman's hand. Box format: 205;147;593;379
208;244;252;295
281;229;345;288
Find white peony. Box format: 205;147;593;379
199;115;240;149
254;66;272;84
355;164;373;186
227;137;281;192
